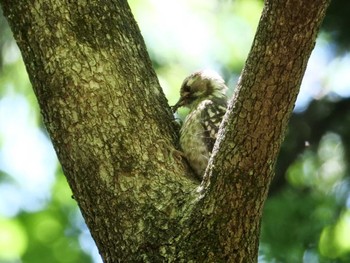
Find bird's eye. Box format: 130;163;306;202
182;85;191;93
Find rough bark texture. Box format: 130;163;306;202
0;0;330;262
194;1;330;261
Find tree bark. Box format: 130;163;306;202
0;0;330;262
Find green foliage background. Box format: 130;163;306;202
1;0;350;262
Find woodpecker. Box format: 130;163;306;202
172;70;228;179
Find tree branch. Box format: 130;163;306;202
0;0;331;262
0;0;196;261
187;0;331;261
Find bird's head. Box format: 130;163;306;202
172;70;227;112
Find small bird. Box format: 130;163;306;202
172;70;228;179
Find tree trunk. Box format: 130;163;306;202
0;0;330;262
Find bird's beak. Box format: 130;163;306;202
171;98;185;113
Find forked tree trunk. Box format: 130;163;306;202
0;0;330;262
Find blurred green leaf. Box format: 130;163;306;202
0;217;28;261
